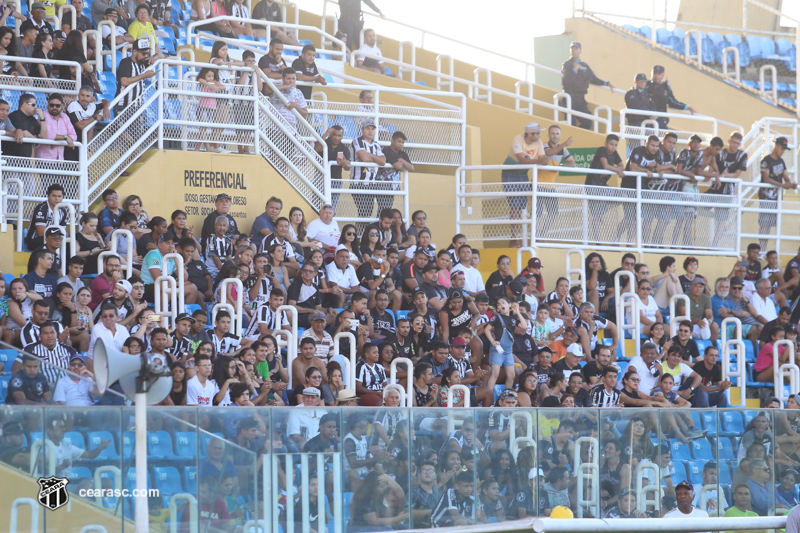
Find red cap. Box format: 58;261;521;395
452;336;467;347
528;257;542;269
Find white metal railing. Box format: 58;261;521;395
565;248;586;297
329;162;410;225
773;339;799;405
619;108;743;142
669;294;691;337
333;331;357;389
155;252;185;330
456;164;745;256
0;55;80;94
46;202;76;277
619;292;640;360
350;49;614;133
270;452;342;533
574;436;599;518
213;278;244;337
98;228;135;280
389;356;413;407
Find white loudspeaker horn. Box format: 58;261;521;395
119;373;173;405
93;339;144;395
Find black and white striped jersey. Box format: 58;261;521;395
21;321;65;347
243;305;289;339
351;136;383;182
23;341;75;386
355;360;387;391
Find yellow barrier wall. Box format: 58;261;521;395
678;0;785;34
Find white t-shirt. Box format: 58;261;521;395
633;294;659;329
53;376;95;406
286;408;325;442
621;355;660;395
306;218;340;248
750;293;777;322
662;361;694;390
326;261;359;290
101;24;127;50
663;506;710;532
355;42;383;64
186;376;219;406
450;263;485;294
545;317;564;341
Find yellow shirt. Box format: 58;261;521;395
42;0;66;17
127;20;159;46
508;135;555;183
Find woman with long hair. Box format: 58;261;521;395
167;362;188;406
437;367;464;407
138;216;168;257
122;194;150;230
165;209;195;243
377;342;398;385
390;209;414;251
359;224;381;262
0;27;26;75
288;206;320;251
75;212;108;275
348;471;406;531
338;223;363;267
485;254;514;300
407;312;431;356
322;361;344;406
435;449;461;490
6;279;38;336
440;289;483;366
31;33;54;78
211;355;241;406
266;242;290;292
122;336;146;355
516;369;538;407
585;252;611;312
483;449;518;507
619;415;655;476
403;229;435;264
407;210;429;240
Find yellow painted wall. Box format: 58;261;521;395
548;18;795;131
110;149;456;238
0;463;131;531
678;0;786;34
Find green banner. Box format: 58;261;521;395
559;147;598;175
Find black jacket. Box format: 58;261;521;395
645;79;688;113
624;87;656;126
561;58;607;95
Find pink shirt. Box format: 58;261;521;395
438;269;451;288
35;111;77;160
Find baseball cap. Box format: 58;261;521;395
563;326;577;335
447;288;463;299
237;416;259;430
116;279;132;293
53;30;66;42
656;443;671;456
528;468;545;480
730;276;744;287
776;137;791;149
31;1;45;9
474;292;490;303
45;227;64;237
335;243;349;254
421;263;439;273
104;7;117;15
509;280;523;296
361;118;376;129
132;38;151;51
635;73;647;81
652;65;665;74
158;234;174;244
412;287;425;298
569;41;581;49
497;389;518;401
691;277;705;285
524;122;541;133
310;311;326;322
175;312;196;324
689;134;703;143
302;387;321;397
528;257;543;269
215;193;231;202
337;388;357;402
451;336;467;347
675;480;694;491
619;487;632;497
70;353;86;364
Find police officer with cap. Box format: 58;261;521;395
624;73;657;128
646;65;697;129
560;41;615;129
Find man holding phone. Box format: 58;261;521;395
315;125;351;195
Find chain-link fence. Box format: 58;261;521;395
330;163;409;228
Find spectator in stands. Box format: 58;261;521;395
91;0;126;26
751;278;779;329
62;0;94;33
327;245;361;304
67;85;110;142
726;276;762;342
36;94;76;160
101;9;130;50
114;38;157;115
24;249;57;299
585;134;623;241
709;131;748;241
24;184;66;251
560;41;614;129
355;28;384;75
381;130;414;185
288;263;327;327
661;344;705;406
665;481;709;520
350;118;386;217
315;125;351;195
201;193;239;248
646;65;697;129
746;458;774;516
6;355;51;404
624;73;656;131
451;246;485;297
623;342;662;396
684;277;718;341
88;303;129;353
502;123;547;244
354;89;378;133
29;32;54;79
652;255;683;316
258;37;286;86
292;44;326;100
249;196;283;243
759;137;795;248
53;354;98;406
758;307;791;349
7;93;46;158
589;366;621;407
615;134;659;243
17;26;37;64
251;0;301;44
269;67;307;129
21;2;55;36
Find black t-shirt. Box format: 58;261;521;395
291;57;319;100
551;358;581;382
676;148;704;173
6;110;40;156
400;261;424;293
646;147;678;191
6;369;50;403
744;260;762;282
694;361;722;387
711;149;747;195
287;279;322;309
760;155;786;200
486;271;513;303
382;147;411;167
317;139;350;181
532;363;554;385
19;19;54;36
784;257;800;283
488;313;518;341
421;282;447;302
589;270;612;300
671;335;700;362
356;261;387;290
581;360;603;384
252;0;282;22
30;50;51;78
622;146;658;188
586;147;621;186
371;308;395;337
512;333;537;367
186;259;211;293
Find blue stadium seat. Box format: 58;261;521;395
746;35;762;59
0;348;14;365
690;438;713;460
173;431;197;460
699;410;717;436
720;411;744;436
69;466;92;480
184;466;197;493
153;466;183;503
493;384;505;402
742;411;756;428
638;25;652;41
695;339;712;353
396;310;409;320
87;431;120;461
687;461;705;485
669;439;692;462
148;431;174;461
719;461;734;485
656;28;671;45
718;437;735;461
616;361;628;375
744;341;756;363
64;431;86;450
622;24;641;36
670;461;689;484
122;431;136;459
0;374;10;403
184;303;203;316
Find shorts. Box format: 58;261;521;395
489;329;515;367
501;169;531;210
726;323;753;339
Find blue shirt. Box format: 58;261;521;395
140;249;175;284
710;295;728;326
249;213;276;240
746;478;773;516
23;271;58;298
98;207;121;236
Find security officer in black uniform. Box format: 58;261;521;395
645;65;697;129
624;73;657;149
560;41;615;130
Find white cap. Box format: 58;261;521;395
335;244;349;254
524;122;541;133
116;280;132;293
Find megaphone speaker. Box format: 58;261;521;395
93;338;145;395
119;373;173;405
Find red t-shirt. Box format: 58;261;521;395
89;275;114;310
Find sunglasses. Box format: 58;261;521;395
346;232;355;236
48;103;62;108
